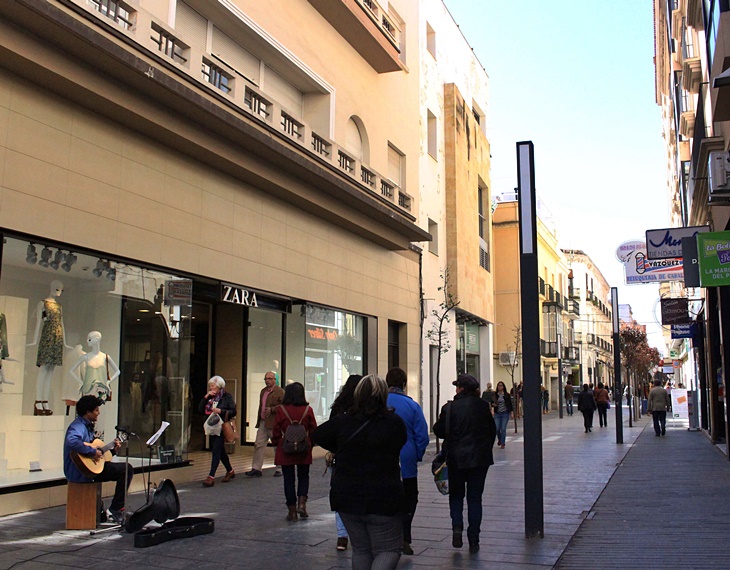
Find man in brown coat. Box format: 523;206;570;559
245;371;284;477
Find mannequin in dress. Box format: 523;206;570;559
27;280;73;415
69;331;120;402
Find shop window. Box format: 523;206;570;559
0;236;191;488
304;305;365;423
456;321;480;381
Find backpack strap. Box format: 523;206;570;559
280;405;292;423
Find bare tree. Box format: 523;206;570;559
505;326;522;432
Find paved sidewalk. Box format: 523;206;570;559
1;408;714;569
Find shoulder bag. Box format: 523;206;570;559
323;418;370;476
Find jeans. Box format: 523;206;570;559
494;412;510;446
251;426;273;471
208;434;232;477
402;477;418;543
94;461;133;512
597;403;608;427
652;411;667;435
581;409;594;431
448;465;489;543
543;399;549;412
566;399;573;415
339;512;402;570
281;464;309;506
335;511;348;538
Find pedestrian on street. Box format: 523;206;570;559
624;383;631;407
594;382;610;428
245;371;284;478
328;374;363;551
480;382;495;413
312;375;407;570
492;381;513;449
577;383;596;433
386;367;429;556
272;382;317;521
433;374;496;554
648;378;671;436
199;376;237;487
541;385;549;414
564;381;574;416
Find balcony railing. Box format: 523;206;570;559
540;339;558;358
355;0;402;49
538;277;546;297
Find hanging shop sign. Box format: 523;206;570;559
681;236;701;287
616;240;684;284
645;226;709;260
671;323;697;339
660;297;690;325
697;231;730;287
164;280;193;306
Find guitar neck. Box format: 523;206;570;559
100;441;117;454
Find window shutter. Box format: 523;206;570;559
211;27;261;85
265;69;302;118
175;1;207;52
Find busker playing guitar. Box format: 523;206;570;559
63;395;133;524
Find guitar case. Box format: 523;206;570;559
133;517;214;548
126;479;180;534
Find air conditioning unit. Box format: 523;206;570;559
708;151;730;199
498;351;516;366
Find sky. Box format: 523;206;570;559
444;0;669;349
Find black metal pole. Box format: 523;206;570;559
557;334;563;419
517;141;544;539
611;287;623;444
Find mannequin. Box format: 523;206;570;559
69;331;120;402
27;280;73;415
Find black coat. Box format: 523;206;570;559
198;390;237;420
312;411;406;516
577;390;596;412
433;392;496;470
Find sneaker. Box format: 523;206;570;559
402;541;414;555
336;537;348;551
274;470;283;477
108;508;125;524
244;469;263;477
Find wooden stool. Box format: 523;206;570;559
66;482;101;530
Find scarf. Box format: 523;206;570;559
205;390;224;415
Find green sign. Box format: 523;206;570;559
697;231;730;287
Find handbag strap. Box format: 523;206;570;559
338;419;370;453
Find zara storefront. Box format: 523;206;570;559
0;232;370;496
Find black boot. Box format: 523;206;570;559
452;526;463;548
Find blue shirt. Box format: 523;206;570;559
387;389;429;479
63;416;97;482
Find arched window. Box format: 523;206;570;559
344;116;369;163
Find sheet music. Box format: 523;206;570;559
146;421;170;446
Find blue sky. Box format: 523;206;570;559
444;0;669;348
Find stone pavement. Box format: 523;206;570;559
0;408;723;569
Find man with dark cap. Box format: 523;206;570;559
433;374;496;554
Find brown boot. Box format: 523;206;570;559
287;505;298;522
297;496;308;518
222;470;235;483
202;476;215;487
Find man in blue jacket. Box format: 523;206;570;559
386;367;429;556
64;395;132;524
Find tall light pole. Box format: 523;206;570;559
517;141;543;539
557;333;563;419
611;287;623;444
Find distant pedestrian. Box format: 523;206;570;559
272;382;317;521
541;385;549;414
624;384;631;407
199;376;236;487
328;374;363;551
577;384;596;433
492;381;513;449
564;381;574;416
433;374;496;554
245;371;284;477
594;382;610;428
386;367;429;556
648;378;671;436
481;382;495;413
313;375;407;570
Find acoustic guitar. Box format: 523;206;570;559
70;433;127;479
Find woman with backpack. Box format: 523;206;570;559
272;382;317;521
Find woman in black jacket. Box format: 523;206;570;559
433;374;496;554
577;383;597;433
313;374;406;570
198;375;236;487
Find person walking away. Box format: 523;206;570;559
480;382;495;413
564;381;574;416
492;381;513;449
313;375;406;570
577;383;596;433
272;382;317;521
648;378;672;436
385;367;429;556
245;371;284;477
198;375;236;487
541;385;550;414
594;382;610;428
328;374;363;551
433;374;496;554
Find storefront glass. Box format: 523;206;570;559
457;321;480;380
0;235;191;487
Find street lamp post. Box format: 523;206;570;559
557;333;563;419
611;287;623;444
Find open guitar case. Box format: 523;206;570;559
126;479;214;548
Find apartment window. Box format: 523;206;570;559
202;60;233;95
427;110;437;159
151;23;188;65
428;218;439;255
478;184;488;239
212;27;261;86
388;143;405;188
90;0;135;30
388;321;403;370
426;22;436;58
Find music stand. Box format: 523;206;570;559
145;422;170;502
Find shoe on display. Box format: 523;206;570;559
244;469;263;477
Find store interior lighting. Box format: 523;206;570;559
38;247;52;268
106;266;116;281
92;259;108;278
61;252;77;272
26;243;38;264
49;250;65;270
